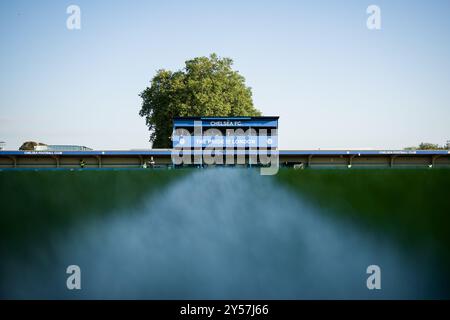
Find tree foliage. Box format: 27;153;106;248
404;142;447;150
19;141;47;151
139;54;261;148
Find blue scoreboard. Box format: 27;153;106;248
172;116;279;149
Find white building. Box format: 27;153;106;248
33;144;92;151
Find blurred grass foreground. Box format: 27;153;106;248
276;169;450;258
0;169;187;248
1;168;449;260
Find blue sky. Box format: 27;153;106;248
1;0;449;149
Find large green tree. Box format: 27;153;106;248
139;54;261;148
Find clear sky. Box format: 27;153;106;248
1;0;449;150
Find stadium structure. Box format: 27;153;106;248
0;117;449;169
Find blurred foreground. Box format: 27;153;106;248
0;169;449;299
